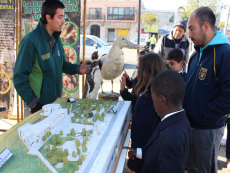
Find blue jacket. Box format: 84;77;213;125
127;90;160;172
183;31;230;129
142;110;191;173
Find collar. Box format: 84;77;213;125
161;109;184;121
178;67;183;74
36;18;62;43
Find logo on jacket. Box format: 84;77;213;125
41;53;50;60
199;67;208;80
57;50;60;56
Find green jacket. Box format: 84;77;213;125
150;37;157;45
13;19;81;108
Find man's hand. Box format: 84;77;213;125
79;61;90;74
123;146;137;160
120;75;126;92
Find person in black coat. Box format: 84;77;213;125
143;70;190;172
121;53;166;173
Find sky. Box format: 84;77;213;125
142;0;230;22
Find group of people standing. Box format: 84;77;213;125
121;7;230;173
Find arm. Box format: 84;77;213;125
159;136;185;173
204;49;230;118
13;39;37;108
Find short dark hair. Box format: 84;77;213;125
151;70;185;106
42;0;65;24
139;50;146;56
194;7;216;31
166;49;184;63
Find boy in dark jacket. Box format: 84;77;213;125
166;48;187;81
125;70;191;173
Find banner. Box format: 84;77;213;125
22;0;81;99
0;0;15;118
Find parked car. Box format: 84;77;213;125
130;37;146;49
80;35;124;62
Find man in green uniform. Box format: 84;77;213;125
150;35;157;51
13;0;89;114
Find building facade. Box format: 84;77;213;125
80;0;142;43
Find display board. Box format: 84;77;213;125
0;98;131;173
0;0;15;119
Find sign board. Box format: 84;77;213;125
107;23;130;29
144;24;158;33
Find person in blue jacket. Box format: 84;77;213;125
184;7;230;173
121;53;166;173
142;70;191;173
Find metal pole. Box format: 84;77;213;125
16;0;20;123
224;3;230;35
137;0;141;53
82;0;87;95
19;0;24;120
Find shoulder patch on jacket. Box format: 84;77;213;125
41;53;50;60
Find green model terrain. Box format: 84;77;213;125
0;98;117;173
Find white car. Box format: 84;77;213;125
130;37;146;49
80;35;124;62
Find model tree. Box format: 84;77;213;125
83;118;88;125
99;115;104;122
75;139;80;148
58;156;62;162
85;110;89;118
72;151;77;158
92;116;97;122
79;154;86;161
78;159;82;165
82;143;88;154
52;145;57;152
60;130;63;136
62;157;69;164
57;137;62;144
78;109;81;116
81;128;86;139
70;128;76;136
68;170;73;173
52;136;56;145
42;135;46;141
77;147;81;155
95;112;100;119
46;145;50;151
74;162;79;170
96;105;100;112
67;102;71;114
63;149;69;157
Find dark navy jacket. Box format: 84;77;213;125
142;110;191;173
180;72;187;82
183;31;230;129
127;90;160;172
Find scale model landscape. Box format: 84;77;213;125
18;99;118;173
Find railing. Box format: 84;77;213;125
87;14;105;20
107;15;135;20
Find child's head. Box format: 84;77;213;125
151;70;185;118
137;50;147;67
135;53;166;97
166;49;184;72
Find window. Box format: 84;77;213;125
86;38;96;46
89;8;102;19
108;29;115;42
107;7;135;20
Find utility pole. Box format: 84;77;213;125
137;0;141;53
224;3;230;35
